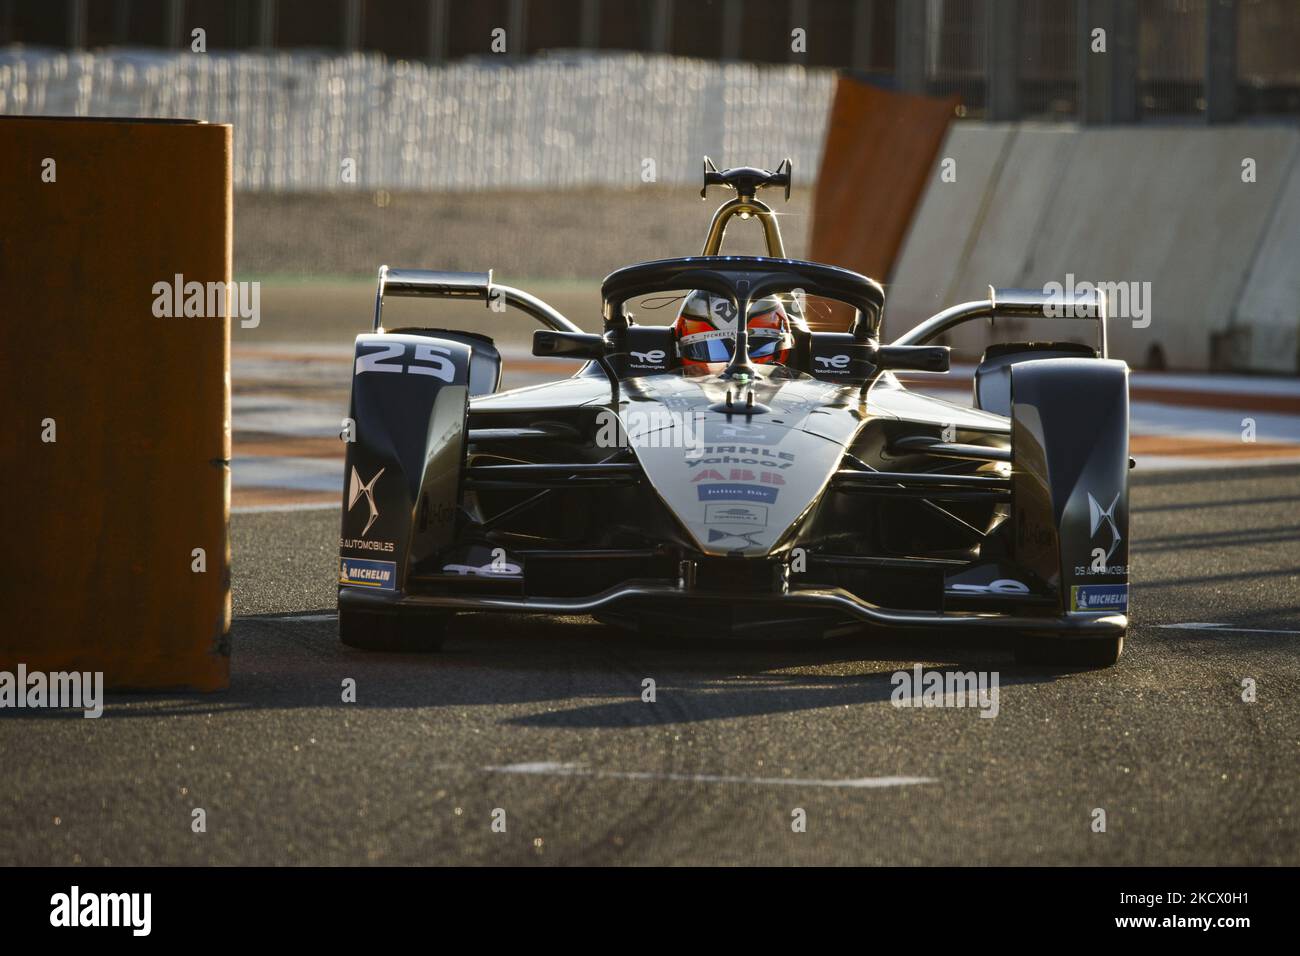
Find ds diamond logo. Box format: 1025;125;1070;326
348;466;385;537
1087;491;1122;562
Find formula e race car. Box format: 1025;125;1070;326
337;159;1131;666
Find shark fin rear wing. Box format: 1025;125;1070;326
372;265;580;334
893;286;1109;357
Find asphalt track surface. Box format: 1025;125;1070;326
3;464;1298;866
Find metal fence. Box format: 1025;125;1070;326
913;0;1298;121
0;48;835;190
1;0;1295;193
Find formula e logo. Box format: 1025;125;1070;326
815;354;851;370
1087;491;1122;562
631;349;666;365
705;503;768;528
348;466;385;536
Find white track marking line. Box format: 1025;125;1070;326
1156;622;1300;636
484;761;935;789
278;613;338;623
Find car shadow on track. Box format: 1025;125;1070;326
4;610;1101;725
486;620;1071;728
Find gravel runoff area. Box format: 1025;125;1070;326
235;186;815;280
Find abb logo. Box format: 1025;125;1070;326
691;469;785;485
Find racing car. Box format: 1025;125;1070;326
337;159;1130;666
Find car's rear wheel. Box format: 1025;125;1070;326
339;609;450;652
1015;634;1123;668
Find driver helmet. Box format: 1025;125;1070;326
673;291;794;366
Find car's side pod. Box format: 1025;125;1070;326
1010;358;1130;616
338;332;473;598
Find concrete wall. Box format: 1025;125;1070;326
887;122;1300;373
1234;147;1300;373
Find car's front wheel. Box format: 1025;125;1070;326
339;609;450;652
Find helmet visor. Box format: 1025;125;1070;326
678;327;736;362
678;329;788;362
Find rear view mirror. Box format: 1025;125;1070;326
874;345;950;373
533;330;606;360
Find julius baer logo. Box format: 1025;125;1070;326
50;886;151;936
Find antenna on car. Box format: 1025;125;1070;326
701;157;792;202
699;158;792;258
698;158;793;375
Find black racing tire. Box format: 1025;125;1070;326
339;609;450;652
1015;634;1123;668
